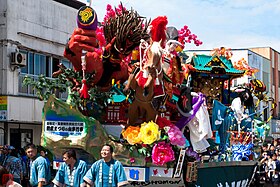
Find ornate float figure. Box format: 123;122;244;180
63;4;150;96
124;16;167;126
163;27;184;84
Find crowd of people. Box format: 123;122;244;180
0;143;128;187
256;140;280;186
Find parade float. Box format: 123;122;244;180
23;2;276;187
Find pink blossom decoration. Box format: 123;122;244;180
152;142;175;165
167;125;186;147
178;25;203;48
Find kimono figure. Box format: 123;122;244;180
230;90;254;132
186;94;212;153
176;92;212;153
212;100;232;154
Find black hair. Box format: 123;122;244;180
103;144;114;153
239;89;254;108
24;143;36;151
63;149;77;160
10;149;18;157
18;148;26;156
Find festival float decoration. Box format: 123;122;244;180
22;1;276;186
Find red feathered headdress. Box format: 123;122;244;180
149;16;168;48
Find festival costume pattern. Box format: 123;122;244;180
29;156;51;187
53;159;88;187
83;159;129;187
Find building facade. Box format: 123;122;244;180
0;0;83;148
250;47;280;138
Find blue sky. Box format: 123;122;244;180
86;0;280;52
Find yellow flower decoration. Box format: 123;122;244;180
122;126;141;145
139;121;159;145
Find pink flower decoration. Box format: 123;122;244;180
106;4;112;11
167;126;186;147
177;25;202;49
152;142;175;165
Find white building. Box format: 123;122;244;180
0;0;83;148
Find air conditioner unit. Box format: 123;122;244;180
11;52;27;67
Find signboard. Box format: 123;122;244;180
173;149;186;178
45;121;85;136
271;120;280;139
0;96;7;121
127;177;184;187
150;167;173;178
186;162;198;182
53;160;62;170
124;166;149;182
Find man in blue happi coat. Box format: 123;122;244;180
84;144;128;187
53;149;88;187
25;144;51;187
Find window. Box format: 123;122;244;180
61;59;72;69
19;50;70;97
264;107;268;122
233;79;238;87
272;68;275;86
263;72;269;91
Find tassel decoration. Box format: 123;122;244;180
79;79;90;99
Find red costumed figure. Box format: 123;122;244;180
64;4;150;99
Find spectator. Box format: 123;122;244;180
259;151;270;183
1;145;10;166
4;149;23;184
18;148;29;186
39;149;51;167
83;144;128;187
0;165;22;187
0;146;5;165
275;149;280;161
25;144;51;187
53;149;88;187
269;145;276;157
271;153;280;186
